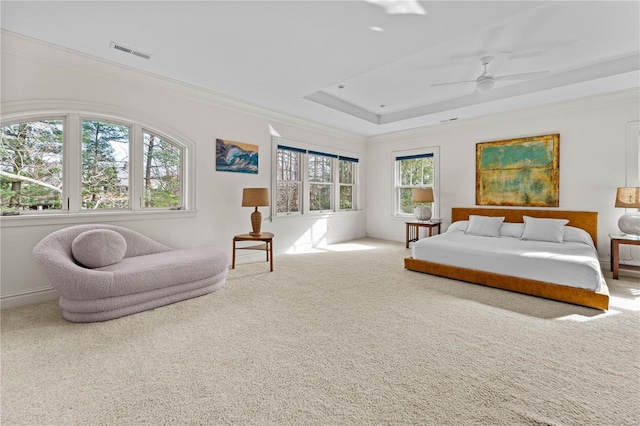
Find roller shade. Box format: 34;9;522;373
395;153;433;161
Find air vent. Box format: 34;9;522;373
440;118;459;123
110;42;152;60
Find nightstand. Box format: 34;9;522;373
609;233;640;279
406;221;441;248
232;232;274;271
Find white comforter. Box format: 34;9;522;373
411;224;605;292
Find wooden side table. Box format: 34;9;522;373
232;232;274;271
610;233;640;279
406;221;441;248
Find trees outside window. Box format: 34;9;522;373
81;119;130;209
143;132;182;208
275;147;302;214
309;153;333;211
1;115;186;214
339;158;356;210
0;120;63;211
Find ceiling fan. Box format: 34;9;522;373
431;55;549;93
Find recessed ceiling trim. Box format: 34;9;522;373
307;53;640;127
304;91;380;124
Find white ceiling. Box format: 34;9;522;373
1;1;639;136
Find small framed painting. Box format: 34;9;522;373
476;134;560;207
216;139;259;174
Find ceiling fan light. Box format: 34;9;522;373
476;78;495;93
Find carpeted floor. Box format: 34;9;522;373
1;238;639;425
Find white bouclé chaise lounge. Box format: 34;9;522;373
32;224;231;322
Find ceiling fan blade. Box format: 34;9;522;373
486;51;513;75
431;80;477;87
495;70;548;81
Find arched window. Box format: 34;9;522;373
1;114;189;215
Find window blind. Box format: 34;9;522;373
277;145;307;154
339;156;359;163
395;153;434;161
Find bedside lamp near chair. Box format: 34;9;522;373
412;188;434;222
615;187;640;237
242;188;270;236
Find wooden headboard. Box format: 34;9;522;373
451;207;598;246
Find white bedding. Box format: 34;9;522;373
411;221;605;292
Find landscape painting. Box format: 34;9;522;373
476;134;559;207
216;139;259;174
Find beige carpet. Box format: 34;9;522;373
2;238;639;425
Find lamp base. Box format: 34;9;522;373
618;212;640;236
250;208;262;236
414;205;432;222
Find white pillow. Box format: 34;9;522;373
499;222;524;238
72;229;127;268
563;226;595;248
521;216;569;243
464;215;505;237
446;220;468;233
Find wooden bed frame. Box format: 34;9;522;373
404;208;610;310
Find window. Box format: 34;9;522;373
81;119;130;209
308;151;335;211
1;114;187;214
394;149;438;216
339;157;357;210
274;142;358;215
143;131;182;209
0;119;64;211
275;145;303;214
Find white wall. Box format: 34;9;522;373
0;32;367;307
2;31;638;309
366;90;640;263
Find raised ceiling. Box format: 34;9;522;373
1;1;639;136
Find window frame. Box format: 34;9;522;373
274;145;304;216
308;151;336;213
272;138;359;217
393;147;440;219
338;157;358;211
1;106;195;227
79;115;132;211
141;128;186;210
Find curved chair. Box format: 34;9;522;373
32;224;231;322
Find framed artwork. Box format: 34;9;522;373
216;139;258;174
476;134;559;207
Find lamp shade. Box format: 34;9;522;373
615;187;640;236
242;188;270;207
615;187;640;208
412;188;434;203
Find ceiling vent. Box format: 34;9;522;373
109;42;151;60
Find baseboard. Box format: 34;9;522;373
1;286;58;309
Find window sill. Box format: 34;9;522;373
393;214;416;221
0;209;198;228
272;210;364;220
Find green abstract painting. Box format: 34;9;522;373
476;134;559;207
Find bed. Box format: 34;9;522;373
404;208;610;310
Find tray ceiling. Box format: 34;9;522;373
1;1;639;136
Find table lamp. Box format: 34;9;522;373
242;188;270;236
615;187;640;236
412;188;433;222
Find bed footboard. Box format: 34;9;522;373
404;257;610;310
